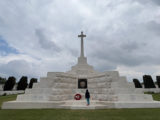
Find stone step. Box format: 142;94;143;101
33;83;53;88
63;100;98;105
40;77;77;84
53;83;76;88
47;72;76;79
16;94;52;101
16;93;119;101
25;89;114;95
117;94;153;101
25;88;143;95
33;83;76;88
25;88;54;94
26;89;140;98
16;94;69;101
61;100;114;109
3;101;160;109
87;77;112;83
2;101;65;109
20;92;151;102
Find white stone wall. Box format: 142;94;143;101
134;84;160;93
16;71;157;102
0;84;4;91
136;88;160;93
0;91;24;96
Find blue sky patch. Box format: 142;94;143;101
0;36;19;55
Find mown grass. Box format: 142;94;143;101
152;93;160;101
0;94;160;120
1;108;160;120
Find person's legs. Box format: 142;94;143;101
86;98;88;105
86;98;90;105
88;98;90;105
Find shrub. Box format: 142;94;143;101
3;76;16;91
29;78;37;88
133;79;142;88
2;93;7;96
0;77;7;84
156;76;160;88
17;76;28;90
143;75;156;88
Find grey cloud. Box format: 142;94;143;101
147;21;160;35
135;0;160;5
35;29;61;52
88;58;117;72
90;39;154;68
87;20;160;69
121;41;140;52
90;48;142;67
67;47;79;57
0;60;34;78
151;0;160;5
0;0;160;80
149;0;160;5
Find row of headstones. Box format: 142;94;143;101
0;76;37;91
133;75;160;88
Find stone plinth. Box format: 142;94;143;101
3;71;160;109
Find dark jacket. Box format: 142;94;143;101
85;90;90;98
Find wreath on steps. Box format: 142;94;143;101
74;94;82;100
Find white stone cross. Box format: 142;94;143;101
78;31;86;57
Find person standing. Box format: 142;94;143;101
85;89;90;106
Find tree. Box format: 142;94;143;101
0;77;6;84
156;76;160;88
29;78;37;88
133;79;142;88
143;75;156;88
17;76;28;90
3;76;16;91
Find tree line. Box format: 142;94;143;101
0;76;37;91
133;75;160;88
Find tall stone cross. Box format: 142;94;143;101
78;31;86;57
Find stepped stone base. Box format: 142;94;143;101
2;70;160;109
3;100;160;109
2;60;160;109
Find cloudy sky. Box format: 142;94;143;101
0;0;160;81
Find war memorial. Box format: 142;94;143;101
2;32;160;109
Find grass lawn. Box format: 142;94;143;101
152;93;160;101
0;94;160;120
